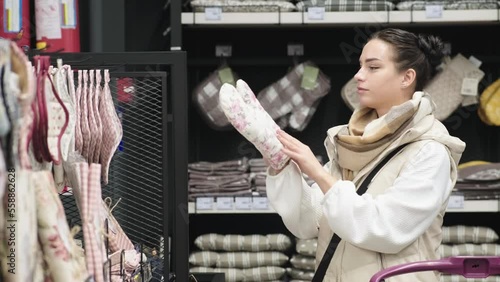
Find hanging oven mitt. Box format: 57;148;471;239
1;39;23;168
87;70;98;163
0;39;13;139
0;169;45;282
92;70;103;164
42;56;70;165
51;64;77;191
424;53;484;121
256;61;330;131
192;66;239;130
219;81;289;170
75;70;83;154
99;69;123;184
10;41;36;169
79;162;106;282
80;70;92;161
34;170;88;282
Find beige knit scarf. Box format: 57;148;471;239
335;92;434;180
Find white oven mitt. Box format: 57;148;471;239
219;81;289;170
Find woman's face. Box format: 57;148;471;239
354;39;407;116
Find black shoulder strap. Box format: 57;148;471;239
311;143;408;282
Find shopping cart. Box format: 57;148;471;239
370;256;500;282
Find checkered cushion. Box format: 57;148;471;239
257;61;330;131
397;0;498;10
192;67;239;130
296;0;395;11
190;0;297;12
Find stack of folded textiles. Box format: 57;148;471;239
439;225;500;282
249;158;268;196
188;158;252;201
287;238;320;282
454;161;500;200
189;233;292;282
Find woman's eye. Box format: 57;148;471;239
369;66;379;70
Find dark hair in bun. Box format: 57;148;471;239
370;28;445;91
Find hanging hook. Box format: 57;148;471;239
215;45;232;67
287;43;304;66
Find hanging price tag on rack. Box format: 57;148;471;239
425;5;443;18
205;7;222;20
447;194;464;209
216;197;234;210
235;197;252;210
307;7;325;20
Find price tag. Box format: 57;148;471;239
216;197;234;210
196;197;214;210
425;5;443;18
469;55;482;68
205;7;222;21
252;197;269;210
235;197;252;210
307;7;325;20
461;77;480;96
447;194;464;209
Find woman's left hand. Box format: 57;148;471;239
276;129;324;181
277;129;337;193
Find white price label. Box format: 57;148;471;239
447;194;464;209
469;55;482;68
461;77;480;96
307;7;325;20
252;197;269;210
216;197;234;210
196;197;214;210
205;7;222;21
235;197;252;210
425;5;443;18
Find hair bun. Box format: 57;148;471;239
417;34;445;68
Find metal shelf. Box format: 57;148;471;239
188;197;500;214
182;9;500;26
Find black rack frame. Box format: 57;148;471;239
36;51;189;280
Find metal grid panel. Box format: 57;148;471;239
60;71;167;282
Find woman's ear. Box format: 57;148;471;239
401;68;416;89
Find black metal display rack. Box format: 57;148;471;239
38;51;188;281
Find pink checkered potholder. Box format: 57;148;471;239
99;70;123;184
80;70;91;161
92;70;103;164
87;70;98;163
75;70;83;154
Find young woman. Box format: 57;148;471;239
266;28;466;281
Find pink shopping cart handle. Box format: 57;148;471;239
370;256;500;282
